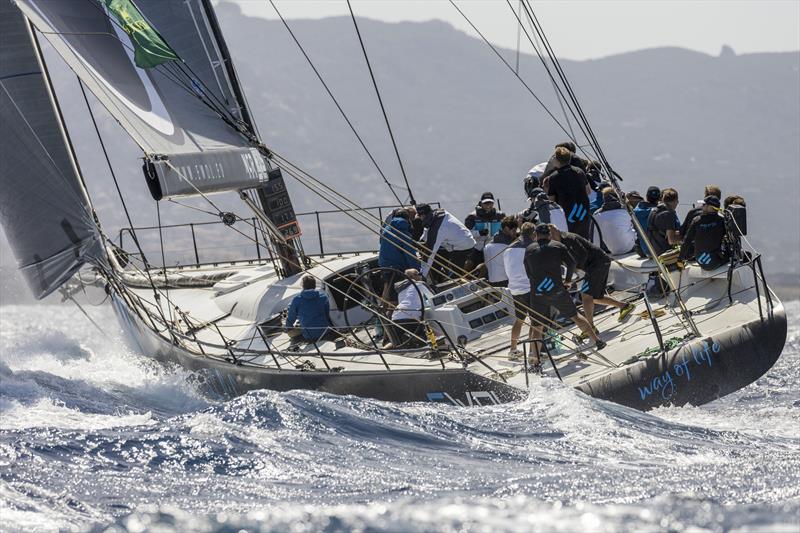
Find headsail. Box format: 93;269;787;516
0;1;102;299
14;0;269;199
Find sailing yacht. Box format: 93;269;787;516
0;0;787;410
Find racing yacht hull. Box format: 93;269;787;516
109;287;787;411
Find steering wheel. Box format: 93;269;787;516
342;266;426;349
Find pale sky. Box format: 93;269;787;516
219;0;800;60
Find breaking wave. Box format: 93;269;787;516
1;302;798;532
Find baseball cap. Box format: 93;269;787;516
535;223;551;236
700;195;721;208
646;186;661;203
480;192;495;204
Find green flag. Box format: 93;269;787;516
101;0;179;68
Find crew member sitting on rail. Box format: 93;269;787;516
633;186;660;257
415;204;476;283
464;192;505;270
286;275;332;342
592;189;637;255
549;225;636;331
524;224;605;373
504;222;535;359
483;216;517;288
386;268;433;349
545;147;592;239
679;195;728;270
647;187;682;257
680;185;722;237
378;208;420;304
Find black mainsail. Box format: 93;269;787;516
0;1;102;299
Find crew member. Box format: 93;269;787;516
546;147;592;238
680;195;728;270
549;226;636;330
464;192;505;270
592;190;636;255
378;208;420;303
503;222;535;358
633;186;660;257
524;224;606;373
680;185;722;236
541;141;589;183
286;275;332;342
386;269;433;349
483;216;517;287
647;188;682;256
415;204;476;283
519;187;569;232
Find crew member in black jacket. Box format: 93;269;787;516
549;226;636;332
524;224;605;373
679;195;728;270
545;147;592;239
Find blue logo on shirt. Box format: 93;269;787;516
567;203;588;223
697;252;713;265
581;279;591;293
536;277;555;293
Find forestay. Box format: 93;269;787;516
14;0;269;199
0;1;102;299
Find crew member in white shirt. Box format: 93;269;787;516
592;189;636;255
483;216;517;287
503;222;536;358
415;204;476;283
387;269;433;348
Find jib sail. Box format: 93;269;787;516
0;1;102;299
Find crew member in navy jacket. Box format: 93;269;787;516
286;275;332;341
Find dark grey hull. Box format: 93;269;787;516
577;305;788;409
111;295;787;411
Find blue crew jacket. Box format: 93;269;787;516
286;289;331;340
378;217;420;271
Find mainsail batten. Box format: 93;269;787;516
0;1;102;299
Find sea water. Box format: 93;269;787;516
0;302;798;532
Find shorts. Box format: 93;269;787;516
531;290;577;320
580;259;611;299
470;247;485;267
512;291;531;321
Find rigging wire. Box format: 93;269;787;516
346;0;416;205
447;0;594;163
77;78;175;329
268;0;403;206
507;0;578;143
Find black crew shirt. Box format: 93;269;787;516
560;232;609;271
524;239;576;296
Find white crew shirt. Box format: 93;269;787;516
421;212;476;276
392;281;433;321
503;240;531;295
594;208;636;255
484;240;510;283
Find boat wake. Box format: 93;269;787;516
1;302;798;532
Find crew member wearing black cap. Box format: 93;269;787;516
545;147;592;239
679;195;728;270
464;192;505;271
524;223;606;373
549;226;636;331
